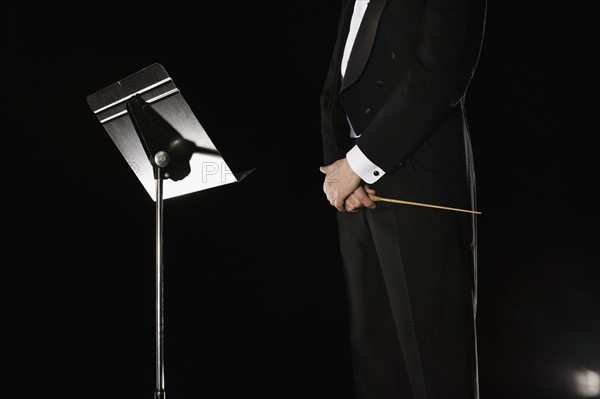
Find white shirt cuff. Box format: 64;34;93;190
346;145;385;184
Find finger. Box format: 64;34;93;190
345;202;360;213
346;195;362;210
346;193;367;212
355;189;377;209
327;192;340;209
334;198;346;212
345;199;356;213
320;166;328;174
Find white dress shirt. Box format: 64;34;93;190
341;0;385;184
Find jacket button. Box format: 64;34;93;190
377;80;385;87
364;108;372;115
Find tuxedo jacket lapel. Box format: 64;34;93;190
341;0;388;92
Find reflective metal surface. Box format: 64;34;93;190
86;63;253;201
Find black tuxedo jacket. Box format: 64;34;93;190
320;0;486;212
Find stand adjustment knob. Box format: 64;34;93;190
154;151;170;168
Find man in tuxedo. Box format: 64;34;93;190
319;0;487;398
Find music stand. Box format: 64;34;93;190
86;63;253;399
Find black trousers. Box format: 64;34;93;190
337;164;478;399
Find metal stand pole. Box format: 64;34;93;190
154;175;166;399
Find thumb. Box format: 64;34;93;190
320;165;328;174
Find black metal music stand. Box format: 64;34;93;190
86;63;253;399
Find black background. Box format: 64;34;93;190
4;2;598;399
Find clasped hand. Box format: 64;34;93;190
320;158;377;213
